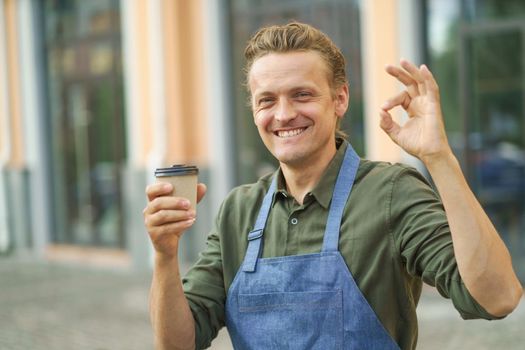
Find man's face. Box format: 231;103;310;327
248;51;348;168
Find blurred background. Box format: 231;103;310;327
0;0;523;349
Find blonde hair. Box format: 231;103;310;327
244;21;348;138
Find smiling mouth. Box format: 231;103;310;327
275;127;307;138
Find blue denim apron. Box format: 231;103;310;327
225;145;400;349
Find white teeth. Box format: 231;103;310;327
277;128;305;138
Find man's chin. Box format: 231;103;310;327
275;152;308;168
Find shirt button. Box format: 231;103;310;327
290;218;298;225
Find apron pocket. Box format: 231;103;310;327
239;289;341;312
237;290;343;349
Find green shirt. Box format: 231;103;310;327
183;139;496;350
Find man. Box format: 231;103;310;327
143;22;522;349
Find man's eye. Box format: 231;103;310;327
295;91;312;99
258;98;274;105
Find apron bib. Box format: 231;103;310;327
225;145;400;349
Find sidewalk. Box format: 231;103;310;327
1;257;523;349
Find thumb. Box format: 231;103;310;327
379;109;401;144
197;183;207;204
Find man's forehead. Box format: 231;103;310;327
250;51;326;73
248;51;330;92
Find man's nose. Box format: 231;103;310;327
274;98;296;122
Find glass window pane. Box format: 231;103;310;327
42;0;126;248
425;0;525;281
464;0;525;22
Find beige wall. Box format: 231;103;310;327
135;0;153;165
361;0;404;163
0;1;6;161
2;0;24;168
123;0;208;168
163;0;208;165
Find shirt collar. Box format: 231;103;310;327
274;138;350;209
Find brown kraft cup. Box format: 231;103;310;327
154;164;199;210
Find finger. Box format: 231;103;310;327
385;65;419;98
146;182;173;202
148;218;196;240
421;64;439;97
417;65;427;95
382;90;411;111
400;60;426;95
379;109;401;144
385;65;417;86
400;59;424;82
143;195;190;216
197;183;207;204
146;207;196;228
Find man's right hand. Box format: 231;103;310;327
145;182;205;349
143;182;207;257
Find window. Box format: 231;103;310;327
41;0;126;248
425;0;525;281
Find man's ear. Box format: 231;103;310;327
335;84;350;118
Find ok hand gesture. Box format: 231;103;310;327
379;60;452;165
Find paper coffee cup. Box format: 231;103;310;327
154;164;199;210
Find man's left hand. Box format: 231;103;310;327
380;60;452;164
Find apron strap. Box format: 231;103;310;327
322;145;360;252
242;177;277;272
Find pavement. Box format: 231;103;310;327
1;257;524;350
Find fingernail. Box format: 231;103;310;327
163;183;172;191
188;210;196;218
184;218;196;226
181;200;190;208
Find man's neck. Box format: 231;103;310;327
280;144;338;205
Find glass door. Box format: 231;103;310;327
461;23;525;280
425;0;525;281
42;0;126;248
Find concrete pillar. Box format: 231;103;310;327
18;0;53;257
361;0;424;168
0;0;11;253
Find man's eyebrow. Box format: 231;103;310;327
254;85;317;96
290;86;316;92
253;91;274;99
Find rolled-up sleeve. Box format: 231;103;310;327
183;204;227;349
389;167;501;320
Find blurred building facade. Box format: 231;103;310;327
0;0;523;281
